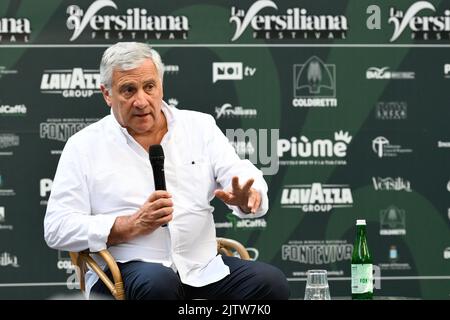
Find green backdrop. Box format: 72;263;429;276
0;0;449;299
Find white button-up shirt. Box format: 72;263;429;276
44;102;268;298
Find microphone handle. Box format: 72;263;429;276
154;165;168;227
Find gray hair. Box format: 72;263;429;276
100;42;164;89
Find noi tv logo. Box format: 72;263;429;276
212;62;256;83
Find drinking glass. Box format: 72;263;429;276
304;269;331;300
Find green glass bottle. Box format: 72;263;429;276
351;219;373;299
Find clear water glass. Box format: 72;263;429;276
304;269;331;300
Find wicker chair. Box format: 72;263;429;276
70;237;250;300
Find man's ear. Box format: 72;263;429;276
100;84;112;107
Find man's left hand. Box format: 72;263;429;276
214;176;261;214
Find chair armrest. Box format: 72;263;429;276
77;249;125;300
216;237;250;260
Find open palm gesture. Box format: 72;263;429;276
214;176;261;214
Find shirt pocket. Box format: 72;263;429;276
176;158;213;209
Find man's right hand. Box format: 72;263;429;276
107;191;173;246
133;190;173;232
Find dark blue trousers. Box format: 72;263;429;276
90;255;290;300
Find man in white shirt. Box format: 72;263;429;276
44;42;289;300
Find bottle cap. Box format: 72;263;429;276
356;219;366;225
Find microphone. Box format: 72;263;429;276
149;144;167;227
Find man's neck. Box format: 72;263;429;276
129;112;168;151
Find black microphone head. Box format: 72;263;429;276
149;144;164;165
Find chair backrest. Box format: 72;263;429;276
70;237;250;300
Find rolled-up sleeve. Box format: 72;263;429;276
44;138;116;253
206;115;269;219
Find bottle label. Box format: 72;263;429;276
351;264;373;294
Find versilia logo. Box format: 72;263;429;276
372;177;412;192
40;68;100;98
229;0;347;41
66;0;189;41
215;103;257;119
389;1;450;41
281;183;353;212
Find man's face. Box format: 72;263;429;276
101;59;164;136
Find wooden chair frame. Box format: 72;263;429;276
70;237;250;300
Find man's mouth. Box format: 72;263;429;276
134;112;151;118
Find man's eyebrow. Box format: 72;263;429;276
143;79;156;85
118;81;136;89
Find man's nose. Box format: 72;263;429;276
132;89;147;109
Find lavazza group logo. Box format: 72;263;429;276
66;0;189;41
293;56;337;108
229;0;348;41
40;68;100;98
281;183;353;213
